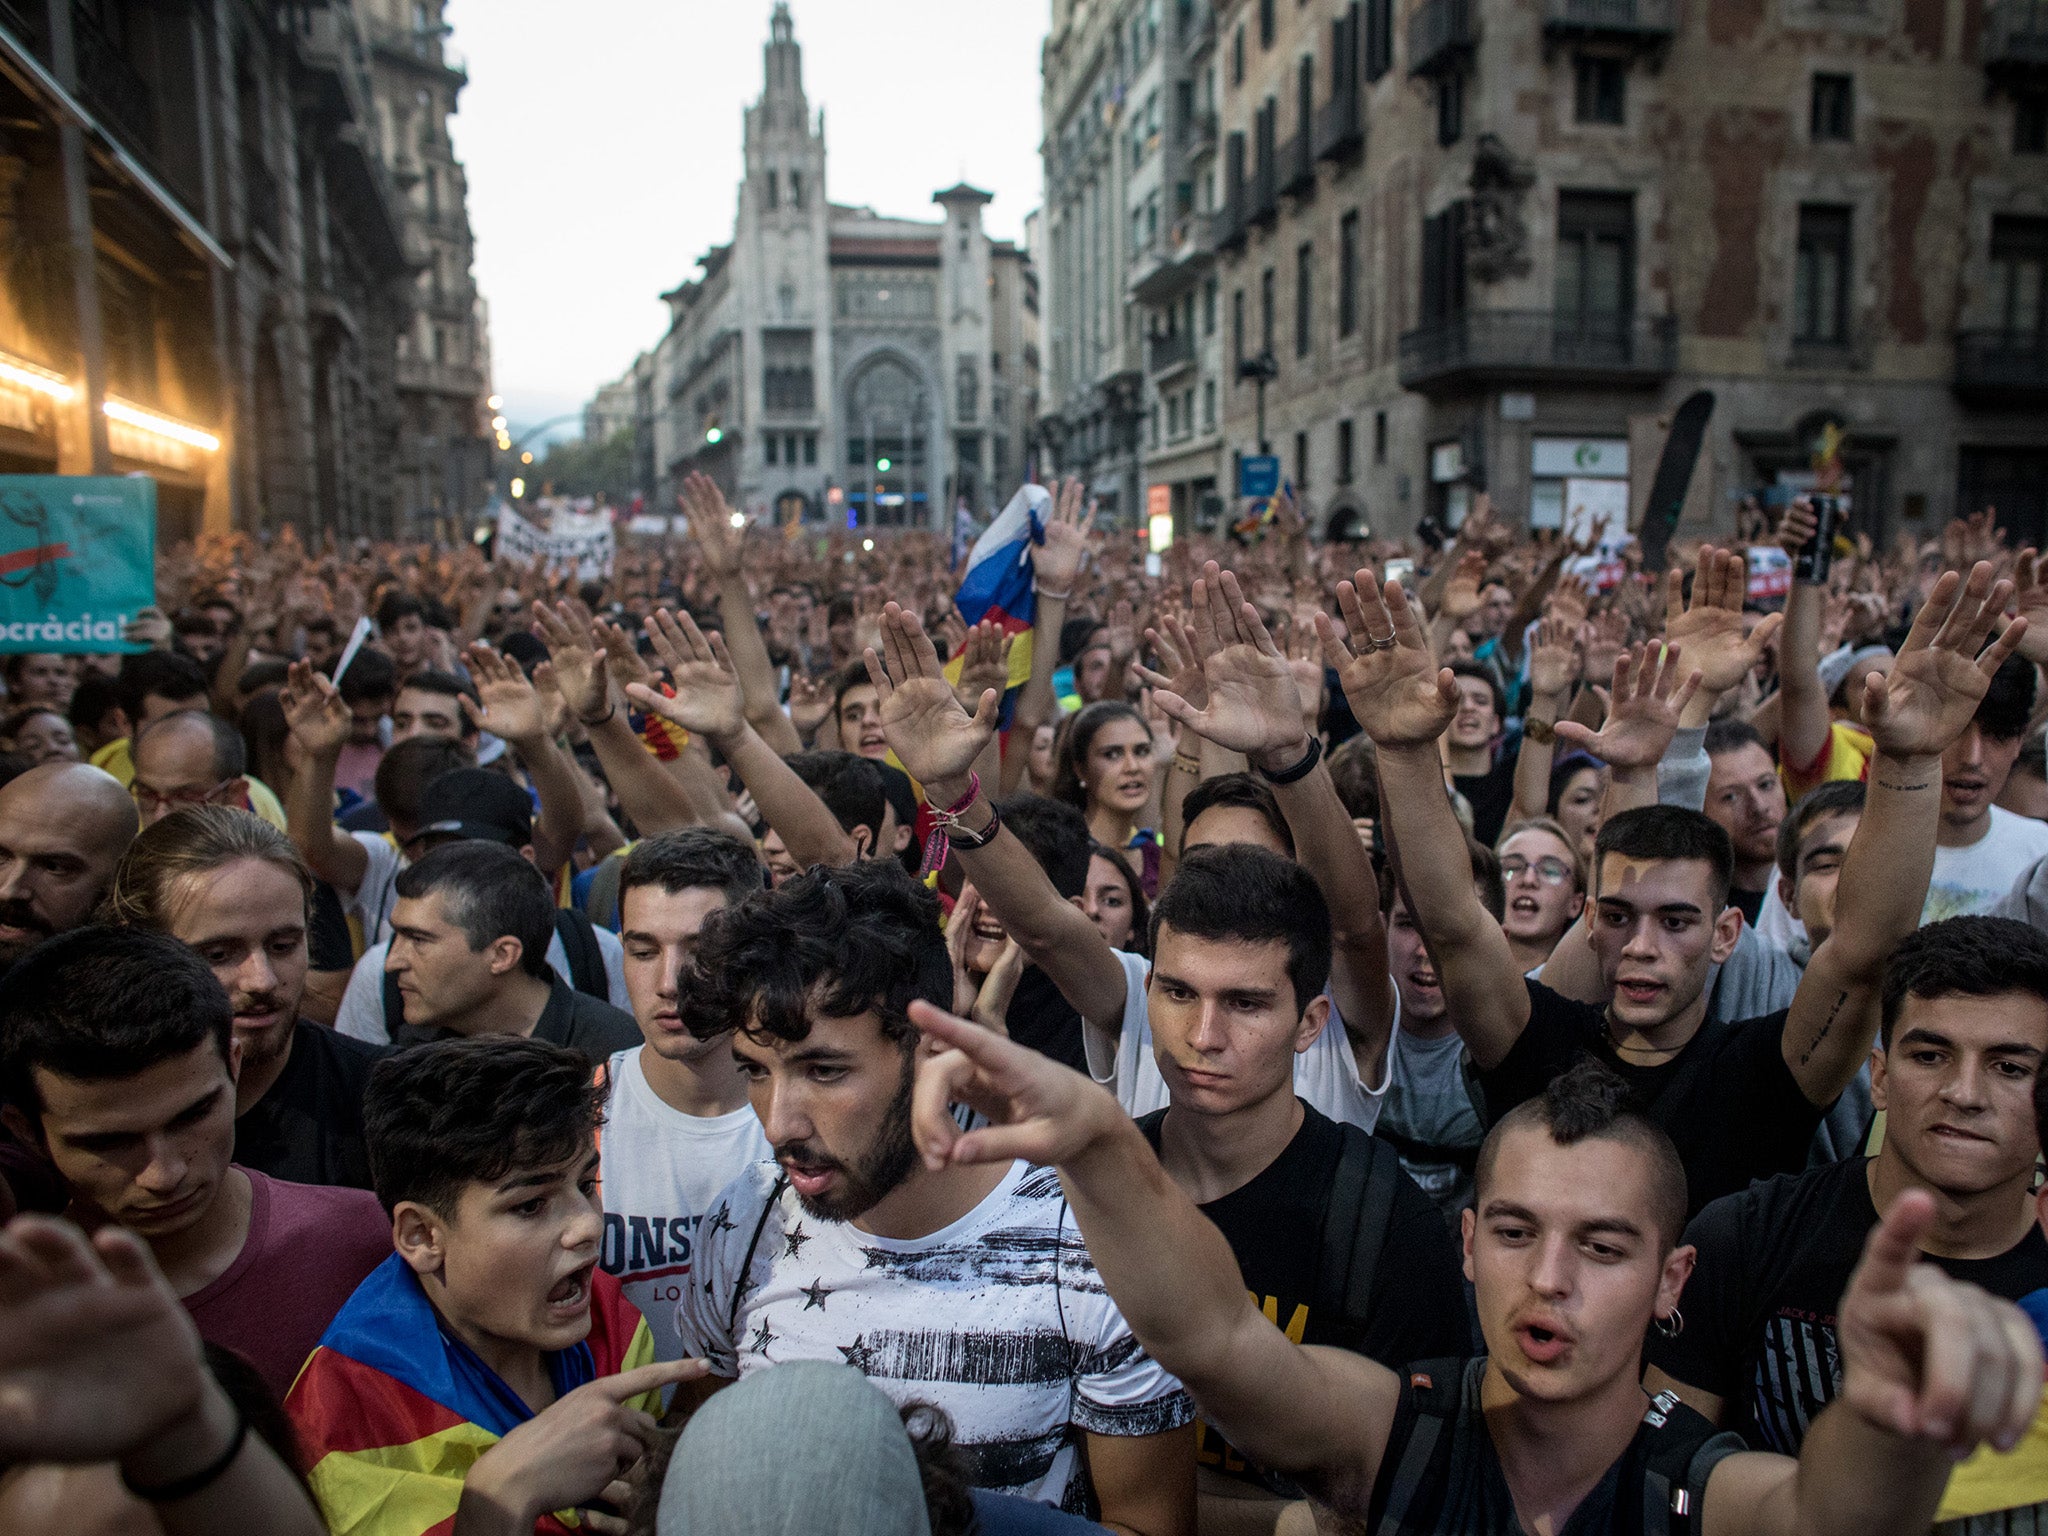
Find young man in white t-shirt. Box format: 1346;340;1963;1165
595;829;769;1362
1925;656;2048;922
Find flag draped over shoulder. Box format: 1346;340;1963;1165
286;1253;656;1536
945;482;1048;723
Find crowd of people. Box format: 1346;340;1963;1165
5;468;2048;1536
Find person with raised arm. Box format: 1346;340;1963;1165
902;1001;2047;1536
1324;560;2024;1214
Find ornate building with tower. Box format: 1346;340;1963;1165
598;5;1040;527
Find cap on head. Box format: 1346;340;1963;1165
415;768;532;848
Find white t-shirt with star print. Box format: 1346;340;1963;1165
675;1158;1195;1513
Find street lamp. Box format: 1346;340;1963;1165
1236;351;1279;455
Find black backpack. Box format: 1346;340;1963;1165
381;906;608;1032
1314;1120;1407;1328
1374;1358;1745;1535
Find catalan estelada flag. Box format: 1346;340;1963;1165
944;482;1048;726
285;1253;657;1536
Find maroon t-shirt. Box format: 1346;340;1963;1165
183;1166;392;1400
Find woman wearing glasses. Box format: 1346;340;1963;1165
1496;817;1586;975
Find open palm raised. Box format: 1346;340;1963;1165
627;607;747;742
1142;561;1306;761
1862;561;2025;761
863;603;999;797
1317;570;1460;748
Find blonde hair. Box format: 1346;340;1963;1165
1497;815;1588;892
103;804;313;931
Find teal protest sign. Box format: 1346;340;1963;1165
0;476;156;653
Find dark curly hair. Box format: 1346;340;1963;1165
686;859;950;1046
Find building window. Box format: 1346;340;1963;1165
1437;72;1465;146
1168;393;1181;437
1294;430;1309;490
1295;242;1314;357
766;435;780;465
1203;277;1218;335
1232;287;1246;372
1794;204;1852;346
1421;207;1467;324
1203;379;1217;428
1337;418;1355;484
1990;215;2048;345
1574;55;1625;125
2018;92;2047;155
766;169;779;210
1365;0;1393;80
1811;73;1853;142
1260;267;1276;356
1233;24;1246;84
1555;191;1635;332
1260;0;1276;48
1374;409;1388;463
804;434;817;465
1338;210;1360;337
791;170;804;209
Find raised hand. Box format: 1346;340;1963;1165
595;619;656;693
1554;642;1702;770
1776;496;1821;559
2009;548;2048;666
1317;569;1460;749
532;601;611;722
463;643;549;745
281;658;351;759
1143;561;1308;766
1581;608;1631;684
1861;561;2024;761
953;619;1014;714
1836;1190;2042;1455
1664;545;1783;697
1135;606;1210;714
1527;615;1582;701
678;471;742;579
1437;548;1488;625
1545;570;1593;630
908;1000;1122;1173
863;602;999;798
1034;477;1097;595
629;608;746;742
788;670;835;740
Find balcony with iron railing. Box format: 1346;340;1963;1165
1180;109;1219;158
1984;0;2048;71
1148;328;1197;377
1132;212;1218;302
1398;309;1676;391
1542;0;1676;42
1250;155;1279;227
1218;181;1248;251
1409;0;1478;75
1315;81;1365;161
1278;130;1316;196
1955;328;2048;399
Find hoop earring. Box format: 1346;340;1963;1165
1654;1308;1684;1340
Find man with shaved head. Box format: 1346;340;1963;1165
0;760;137;969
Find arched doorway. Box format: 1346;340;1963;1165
846;355;928;528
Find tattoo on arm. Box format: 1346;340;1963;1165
1872;776;1934;793
1800;990;1851;1067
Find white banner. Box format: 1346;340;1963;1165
495;506;615;579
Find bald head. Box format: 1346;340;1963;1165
0;763;138;962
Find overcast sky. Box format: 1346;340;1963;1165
447;1;1050;446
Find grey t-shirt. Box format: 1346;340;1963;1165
1376;1025;1486;1220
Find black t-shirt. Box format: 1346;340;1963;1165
1006;964;1089;1075
1478;980;1825;1218
1453;754;1518;849
394;975;641;1069
234;1021;385;1190
1366;1356;1746;1534
1138;1101;1468;1491
1648;1156;2048;1456
308;881;357;973
1729;883;1766;928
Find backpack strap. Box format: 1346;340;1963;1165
1373;1359;1467;1535
1315;1123;1406;1329
1370;1123;1482;1173
727;1173;790;1338
554;908;607;999
1636;1389;1747;1536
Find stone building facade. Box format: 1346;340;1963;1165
0;0;489;542
1047;0;2048;543
606;5;1040;528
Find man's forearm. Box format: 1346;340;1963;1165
1268;758;1393;1047
586;711;698;835
1511;692;1566;825
716;574;804;756
1780;580;1832;770
283;747;363;893
513;732;585;877
1768;1401;1951;1536
715;722;855;867
1829;749;1940;972
1378;742;1493;946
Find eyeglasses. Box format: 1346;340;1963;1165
1500;855;1573;886
132;779;236;814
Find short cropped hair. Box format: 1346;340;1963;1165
1594;805;1734;911
1775;780;1866;886
688;860;949;1047
395;669;481;732
1474;1058;1689;1249
1181;772;1295;857
1703;718;1768;761
375;591;426;629
619;828;764;909
1152;844;1330;1016
785;751;887;847
363;1035;604;1218
1979;655;2037;742
137;710;246;782
375;736;476;832
1885;916;2048;1050
116;651;208;719
1000;794;1093;899
0;926;232;1117
393;841;554;979
337;646;398;705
